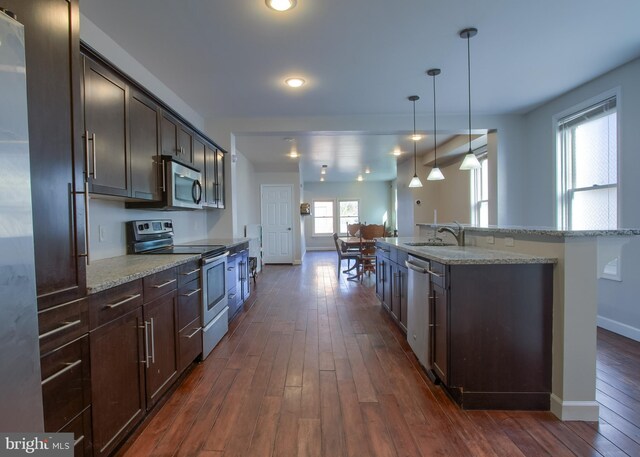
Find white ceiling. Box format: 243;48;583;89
81;0;640;181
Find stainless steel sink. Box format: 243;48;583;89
404;241;453;247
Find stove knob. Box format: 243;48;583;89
138;224;144;231
144;223;150;229
164;222;170;228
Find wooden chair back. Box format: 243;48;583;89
346;223;361;237
333;233;348;253
360;224;385;240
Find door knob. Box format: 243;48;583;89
288;227;292;231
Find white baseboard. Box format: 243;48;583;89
550;394;599;421
597;315;640;342
293;260;302;265
305;247;333;252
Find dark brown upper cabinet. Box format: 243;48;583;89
215;149;226;208
161;111;193;166
129;89;161;201
193;136;206;177
83;56;130;197
5;0;87;309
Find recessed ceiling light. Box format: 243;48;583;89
320;177;325;182
289;150;299;158
321;169;326;175
393;147;402;156
285;77;305;88
411;134;422;141
365;168;371;174
357;175;363;182
266;0;297;11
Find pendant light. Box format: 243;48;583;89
408;95;423;188
459;27;482;170
426;69;444;181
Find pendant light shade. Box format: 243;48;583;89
408;95;423;188
426;68;444;181
459;27;481;171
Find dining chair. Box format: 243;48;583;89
357;224;385;281
332;233;359;279
346;223;362;237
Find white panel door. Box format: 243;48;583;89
261;185;293;264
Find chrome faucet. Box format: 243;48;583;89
437;221;465;246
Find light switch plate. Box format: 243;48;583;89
505;237;515;247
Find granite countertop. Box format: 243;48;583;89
377;237;557;265
416;223;640;238
86;254;200;294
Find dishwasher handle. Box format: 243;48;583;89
405;259;429;274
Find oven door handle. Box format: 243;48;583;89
203;251;230;264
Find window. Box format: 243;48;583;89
471;154;489;227
313;200;334;235
338;200;359;234
557;96;617;230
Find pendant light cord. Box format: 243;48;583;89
432;74;437;167
467;34;472;153
413;99;417;175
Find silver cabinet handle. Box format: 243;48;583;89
41;359;82;386
79;181;91;265
228;293;236;299
181;268;199;277
105;293;141;309
150;318;156;364
227;266;235;271
84;130;91;181
91;132;97;179
39;319;82;340
161;160;166;192
143;321;151;368
426;269;443;278
180;288;201;298
152;278;176;289
183;327;201;339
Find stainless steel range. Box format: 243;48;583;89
126;220;229;359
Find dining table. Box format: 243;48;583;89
337;236;378;280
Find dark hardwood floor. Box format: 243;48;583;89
119;251;640;457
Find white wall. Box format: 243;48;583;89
303;181;392;250
233;151;260;236
521;57;640;340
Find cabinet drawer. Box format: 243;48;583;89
178;277;202;331
388;247;398;264
89;280;143;330
227;287;240;321
143;267;177;303
178;316;202;373
38;297;89;355
60;408;92;457
429;261;447;289
177;260;201;288
41;335;90;433
376;243;391;259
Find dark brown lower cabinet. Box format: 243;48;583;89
60;407;93;457
397;265;408;331
90;307;146;457
431;281;448;385
143;291;179;408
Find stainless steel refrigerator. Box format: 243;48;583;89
0;10;44;431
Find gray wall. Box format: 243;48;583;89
522;57;640;340
303;181;392;250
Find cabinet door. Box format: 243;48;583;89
382;262;392;312
160;111;179;159
193;136;206;176
129;89;161;201
90;307;146;457
240;250;250;301
83;57;129;197
143;291;178;408
432;282;448;385
215;149;225;208
390;264;401;322
398;266;408;331
178;125;194;166
204;145;217;207
5;0;86;309
375;253;384;302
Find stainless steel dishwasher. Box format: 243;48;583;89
406;255;431;370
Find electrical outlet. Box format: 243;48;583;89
99;225;106;242
505;237;515;247
486;235;495;245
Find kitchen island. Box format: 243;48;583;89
415;224;640;421
375;237;556;411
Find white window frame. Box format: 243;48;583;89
470;149;488;227
312;199;335;237
338;199;360;235
554;89;620;231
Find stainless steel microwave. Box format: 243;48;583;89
165;157;203;210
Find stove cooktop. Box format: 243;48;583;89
144;244;226;257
